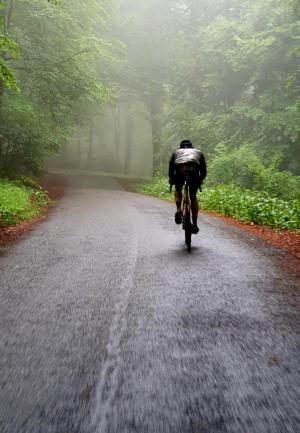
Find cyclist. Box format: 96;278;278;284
169;140;207;234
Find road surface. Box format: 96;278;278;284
0;176;299;433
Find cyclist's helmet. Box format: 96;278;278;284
180;140;193;148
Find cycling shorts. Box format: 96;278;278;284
174;163;200;198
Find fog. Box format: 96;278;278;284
56;101;153;177
0;2;300;432
0;0;299;188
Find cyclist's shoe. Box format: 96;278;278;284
175;210;182;225
191;224;199;234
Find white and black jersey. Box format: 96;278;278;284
169;147;207;184
173;148;203;166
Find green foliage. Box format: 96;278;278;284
162;0;300;175
0;93;60;176
0;7;20;90
136;176;173;200
16;175;42;190
116;0;299;178
0;0;118;175
137;177;300;231
0;178;49;227
200;185;300;231
1;0;299;183
207;143;300;200
0;57;18;90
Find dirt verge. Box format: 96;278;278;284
203;210;300;262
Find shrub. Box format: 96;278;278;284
0;179;49;227
201;185;300;230
208;143;300;200
137;177;300;231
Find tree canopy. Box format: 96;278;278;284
0;0;299;191
0;0;117;174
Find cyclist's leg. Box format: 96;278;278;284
190;198;199;233
190;190;199;226
189;166;200;232
175;185;183;210
174;166;184;224
174;184;183;224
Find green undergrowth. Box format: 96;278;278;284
0;177;49;227
136;177;300;231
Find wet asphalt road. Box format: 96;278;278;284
0;176;299;433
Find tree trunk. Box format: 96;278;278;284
0;135;5;171
61;142;68;161
150;100;162;177
1;138;12;173
5;0;15;30
0;81;4;111
0;0;14;107
124;115;133;175
111;105;121;161
87;119;94;168
77;128;82;166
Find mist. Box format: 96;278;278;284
1;2;300;432
0;0;299;184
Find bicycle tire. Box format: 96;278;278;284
185;227;191;252
183;180;192;252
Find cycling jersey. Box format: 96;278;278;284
169;147;207;185
173;148;203;165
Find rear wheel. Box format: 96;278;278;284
183;181;192;252
183;198;192;252
185;227;191;252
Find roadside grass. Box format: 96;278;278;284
136;177;300;231
0;178;49;227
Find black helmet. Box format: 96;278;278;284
180;140;193;148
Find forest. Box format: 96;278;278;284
1;3;300;432
0;0;300;229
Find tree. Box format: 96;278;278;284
0;1;20;92
161;0;300;174
0;0;118;175
115;0;178;175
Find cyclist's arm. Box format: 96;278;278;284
168;153;176;184
199;154;207;184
